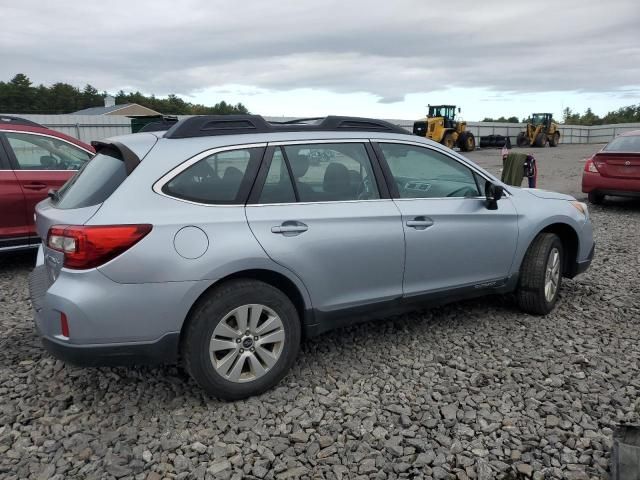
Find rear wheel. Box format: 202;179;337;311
182;279;301;400
534;133;547;147
442;132;455;149
588;192;605;205
550;132;560;147
516;132;529;147
516;233;563;315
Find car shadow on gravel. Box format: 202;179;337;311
3;292;522;404
0;249;37;271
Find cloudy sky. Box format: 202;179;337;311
2;0;639;120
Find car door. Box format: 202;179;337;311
245;141;405;319
0;139;29;248
1;131;92;241
373;140;519;297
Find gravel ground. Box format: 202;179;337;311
1;145;639;480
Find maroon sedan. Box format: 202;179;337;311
582;130;640;204
0;116;94;252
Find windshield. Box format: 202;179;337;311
532;114;549;125
428;106;455;119
603;135;640;153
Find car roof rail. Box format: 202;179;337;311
0;115;46;128
163;115;409;139
138;116;179;133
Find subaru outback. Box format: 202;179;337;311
29;115;595;400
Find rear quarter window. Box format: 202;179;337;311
53;151;126;209
162;147;264;204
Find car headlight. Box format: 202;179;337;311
570;201;589;218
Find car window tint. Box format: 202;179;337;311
603;135;640;152
54;151;127;209
163;147;262;204
258;148;296;204
282;143;379;202
5;132;91;170
379;143;480;199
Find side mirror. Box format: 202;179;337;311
485;181;504;210
458;107;461;113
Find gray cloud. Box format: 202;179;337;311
1;0;639;102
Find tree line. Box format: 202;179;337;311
0;73;249;115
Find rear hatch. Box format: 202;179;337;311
35;135;156;281
593;152;640;179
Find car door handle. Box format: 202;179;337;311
271;221;308;236
406;216;434;230
22;182;48;191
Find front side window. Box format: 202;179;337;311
163;147;263;204
282;143;379;202
379;143;480;199
5;132;91;170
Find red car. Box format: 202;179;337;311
0;116;94;252
582;129;640;204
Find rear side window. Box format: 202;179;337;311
162;147;264;204
258;148;296;204
5;132;91;170
282;143;380;202
54;151;126;209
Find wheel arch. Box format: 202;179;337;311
530;222;580;278
179;268;313;350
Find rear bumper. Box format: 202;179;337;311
28;263;204;366
582;171;640;196
41;333;179;367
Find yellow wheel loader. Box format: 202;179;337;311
412;105;476;152
516;113;560;148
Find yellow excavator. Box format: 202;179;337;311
517;113;560;147
413;105;476;151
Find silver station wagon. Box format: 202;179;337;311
29;115;594;400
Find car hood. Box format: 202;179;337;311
524;188;576;201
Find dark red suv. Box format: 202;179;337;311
0;116;94;252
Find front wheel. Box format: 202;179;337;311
516;233;564;315
182;279;301;400
442;132;455;149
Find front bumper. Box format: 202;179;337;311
572;241;595;277
27;264;203;367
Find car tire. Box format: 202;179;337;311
442;132;455;149
516;132;529;147
182;279;301;400
534;133;547;147
459;132;476;152
588;192;604;205
550;132;560;147
516;233;564;315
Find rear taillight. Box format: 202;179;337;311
47;224;152;269
584;158;599;173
